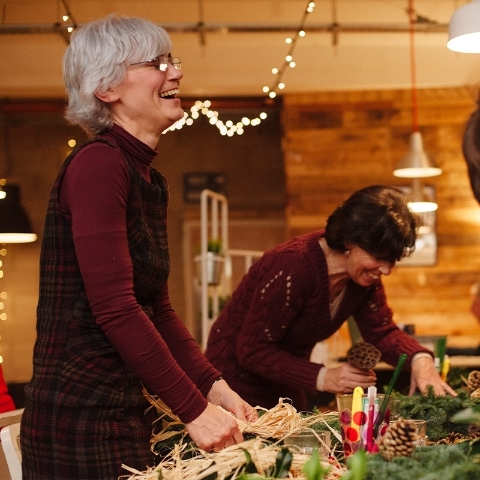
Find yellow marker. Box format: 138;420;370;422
351;386;364;436
441;355;450;382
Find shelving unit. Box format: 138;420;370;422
196;189;263;350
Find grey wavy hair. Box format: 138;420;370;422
63;14;172;137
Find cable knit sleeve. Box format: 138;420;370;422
353;282;433;369
60;144;208;423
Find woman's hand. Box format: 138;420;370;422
322;363;377;394
409;356;457;396
185;402;243;451
207;378;258;423
185;378;258;451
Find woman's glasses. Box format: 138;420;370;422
131;55;181;72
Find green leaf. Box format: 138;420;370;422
265;447;293;478
344;450;367;480
241;448;259;474
275;447;293;478
302;448;330;480
452;405;480;425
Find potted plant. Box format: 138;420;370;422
194;239;225;286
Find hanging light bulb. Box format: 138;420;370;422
447;0;480;53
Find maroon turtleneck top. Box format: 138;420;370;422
57;124;220;423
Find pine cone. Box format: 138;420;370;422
379;419;416;461
466;370;480;392
347;342;381;370
437;432;466;445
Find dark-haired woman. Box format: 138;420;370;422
205;185;455;410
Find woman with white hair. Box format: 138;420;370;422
20;14;256;479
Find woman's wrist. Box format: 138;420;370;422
207;375;227;404
316;367;327;391
211;375;224;389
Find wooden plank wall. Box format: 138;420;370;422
281;87;480;356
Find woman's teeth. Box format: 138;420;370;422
367;272;379;280
160;88;179;99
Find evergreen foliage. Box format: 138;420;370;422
365;442;480;480
394;387;480;441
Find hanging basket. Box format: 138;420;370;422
195;252;225;286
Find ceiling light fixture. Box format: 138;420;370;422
447;0;480;53
393;0;442;180
0;184;37;244
407;178;438;213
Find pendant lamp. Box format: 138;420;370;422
0;184;37;243
407;178;438;213
393;0;442;180
447;0;480;53
394;131;442;178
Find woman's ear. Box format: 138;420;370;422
94;86;120;103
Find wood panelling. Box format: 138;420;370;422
282;87;480;354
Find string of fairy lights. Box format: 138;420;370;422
60;1;316;136
163;0;317;136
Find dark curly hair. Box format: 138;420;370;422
324;185;419;263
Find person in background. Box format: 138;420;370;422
205;185;456;411
470;282;480;322
454;103;480;355
0;364;15;413
20;15;256;480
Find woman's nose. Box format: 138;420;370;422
378;261;394;276
168;65;183;80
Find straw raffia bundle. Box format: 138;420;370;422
121;437;345;480
143;388;336;448
122;390;345;480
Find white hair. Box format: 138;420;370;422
63;14;172;136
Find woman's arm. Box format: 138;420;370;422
62;144;208;422
354;282;455;396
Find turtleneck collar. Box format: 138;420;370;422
105;123;158;168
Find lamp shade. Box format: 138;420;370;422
0;184;37;243
407;178;438;214
393;132;442;178
408;200;438;213
447;0;480;53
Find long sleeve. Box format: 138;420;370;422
150;288;221;398
60;143;208;423
353;282;433;369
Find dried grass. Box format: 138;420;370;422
119;392;346;480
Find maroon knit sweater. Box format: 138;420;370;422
205;230;431;410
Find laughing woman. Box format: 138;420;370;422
205;185;456;411
20;15;256;480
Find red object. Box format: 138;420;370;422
0;365;16;412
366;403;375;452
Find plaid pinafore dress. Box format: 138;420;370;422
21;137;169;479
